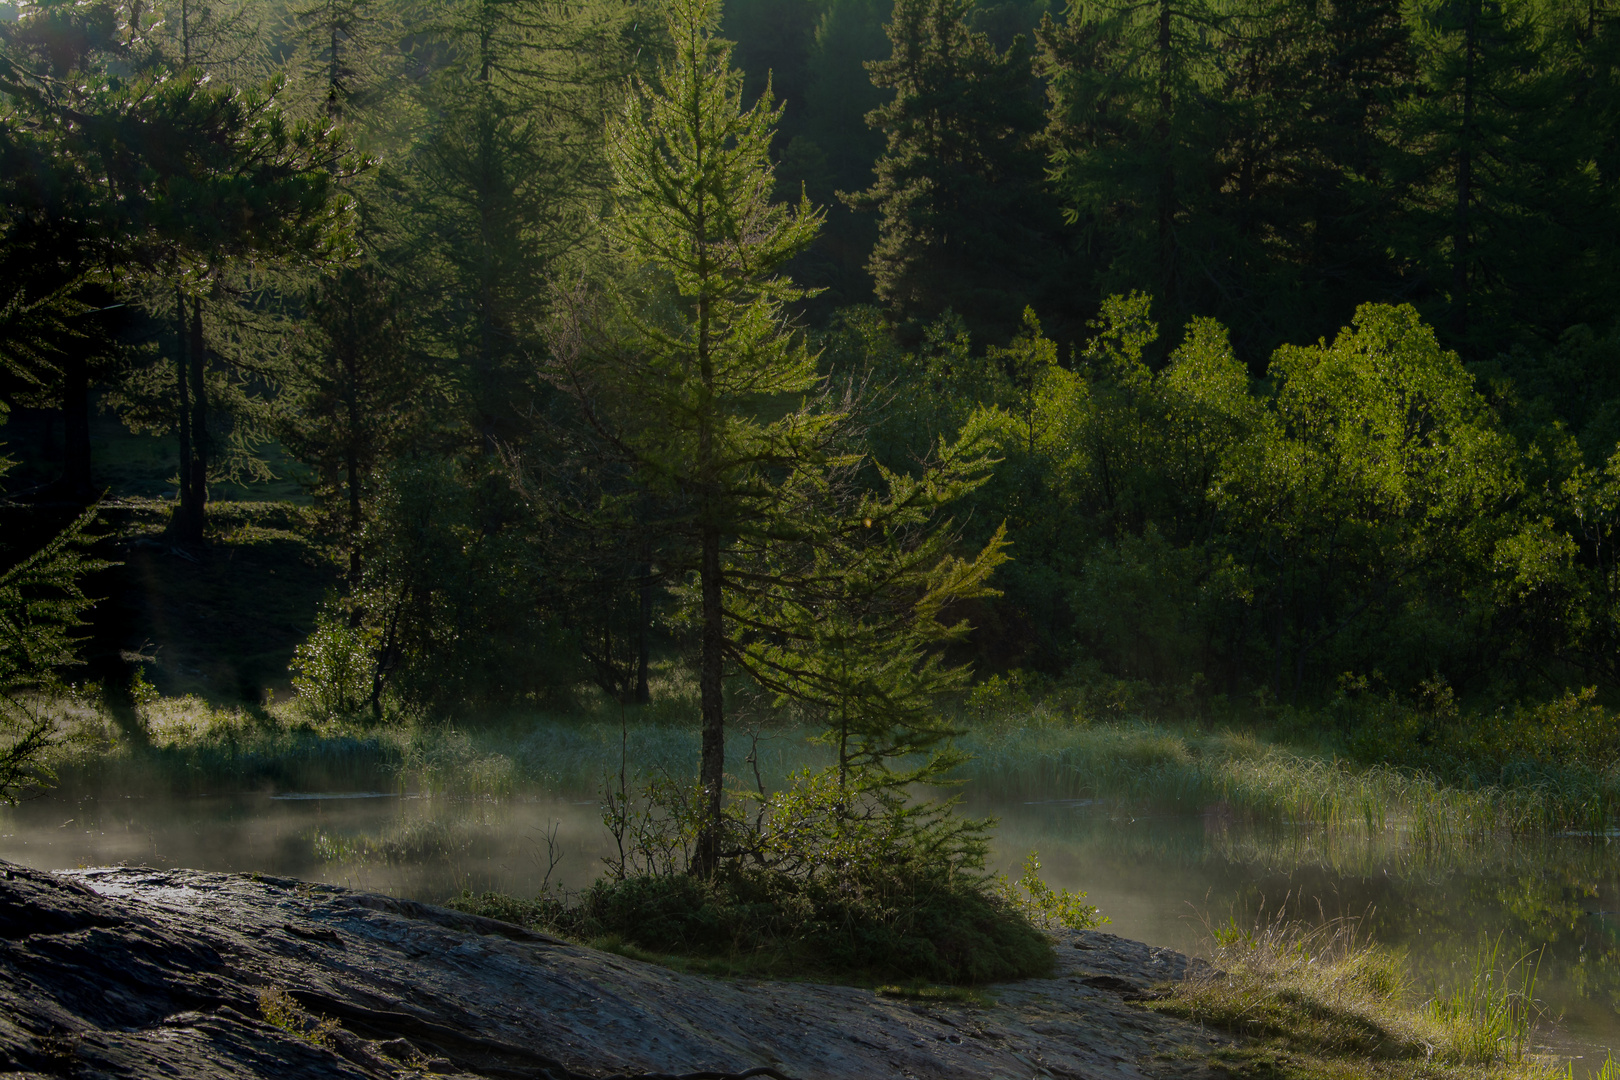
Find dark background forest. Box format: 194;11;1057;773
7;0;1620;754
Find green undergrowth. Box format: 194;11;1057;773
1148;912;1591;1080
449;865;1054;986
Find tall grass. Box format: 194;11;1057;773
1155;905;1567;1079
1424;936;1544;1066
40;681;1620;854
957;718;1620;845
40;688;832;799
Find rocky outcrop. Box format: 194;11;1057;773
0;861;1225;1079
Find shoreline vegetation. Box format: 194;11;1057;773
21;671;1620;1076
37;683;1620;847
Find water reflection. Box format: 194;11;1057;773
8;783;1620;1071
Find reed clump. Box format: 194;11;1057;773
1152;909;1568;1079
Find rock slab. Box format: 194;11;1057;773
0;862;1225;1079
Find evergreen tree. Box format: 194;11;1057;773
549;0;1003;874
2;0;350;518
279;266;425;587
142;0;268;80
0;0;141;500
285;0;396;129
0;451;101;801
773;0;891;307
1167;0;1418;357
1395;0;1596;353
403;0;645;454
853;0;1057;343
1039;0;1236;343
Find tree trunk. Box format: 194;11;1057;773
177;299;208;547
59;349;93;499
1451;1;1477;342
1156;0;1176;308
694;523;725;876
329;12;343;122
344;336;363;590
635;543;653;706
174;285;194;538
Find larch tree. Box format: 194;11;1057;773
548;0;1005;875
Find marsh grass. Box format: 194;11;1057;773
1152;906;1568;1080
958;717;1620;847
37;676;833;800
37;679;1620;866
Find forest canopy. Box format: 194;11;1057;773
5;0;1620;747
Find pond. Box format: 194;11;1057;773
6;763;1620;1075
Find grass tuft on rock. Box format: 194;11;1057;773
1148;912;1571;1080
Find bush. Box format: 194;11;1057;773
289;603;377;721
453;860;1056;984
1338;676;1620;779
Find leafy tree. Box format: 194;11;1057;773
853;0;1058;343
339;457;577;714
1215;303;1521;697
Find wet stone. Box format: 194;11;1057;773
0;860;1228;1079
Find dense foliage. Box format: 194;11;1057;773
8;0;1620;787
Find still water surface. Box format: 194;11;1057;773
7;780;1620;1072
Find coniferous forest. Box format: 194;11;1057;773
9;0;1620;728
15;0;1620;1051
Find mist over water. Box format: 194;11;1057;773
9;767;1620;1073
0;791;614;898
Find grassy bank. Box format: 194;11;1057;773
1149;911;1594;1080
959;717;1620;844
38;688;1620;844
39;686;831;798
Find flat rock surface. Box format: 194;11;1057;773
0;861;1228;1079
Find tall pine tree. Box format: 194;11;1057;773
1040;0;1236;344
853;0;1057;343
